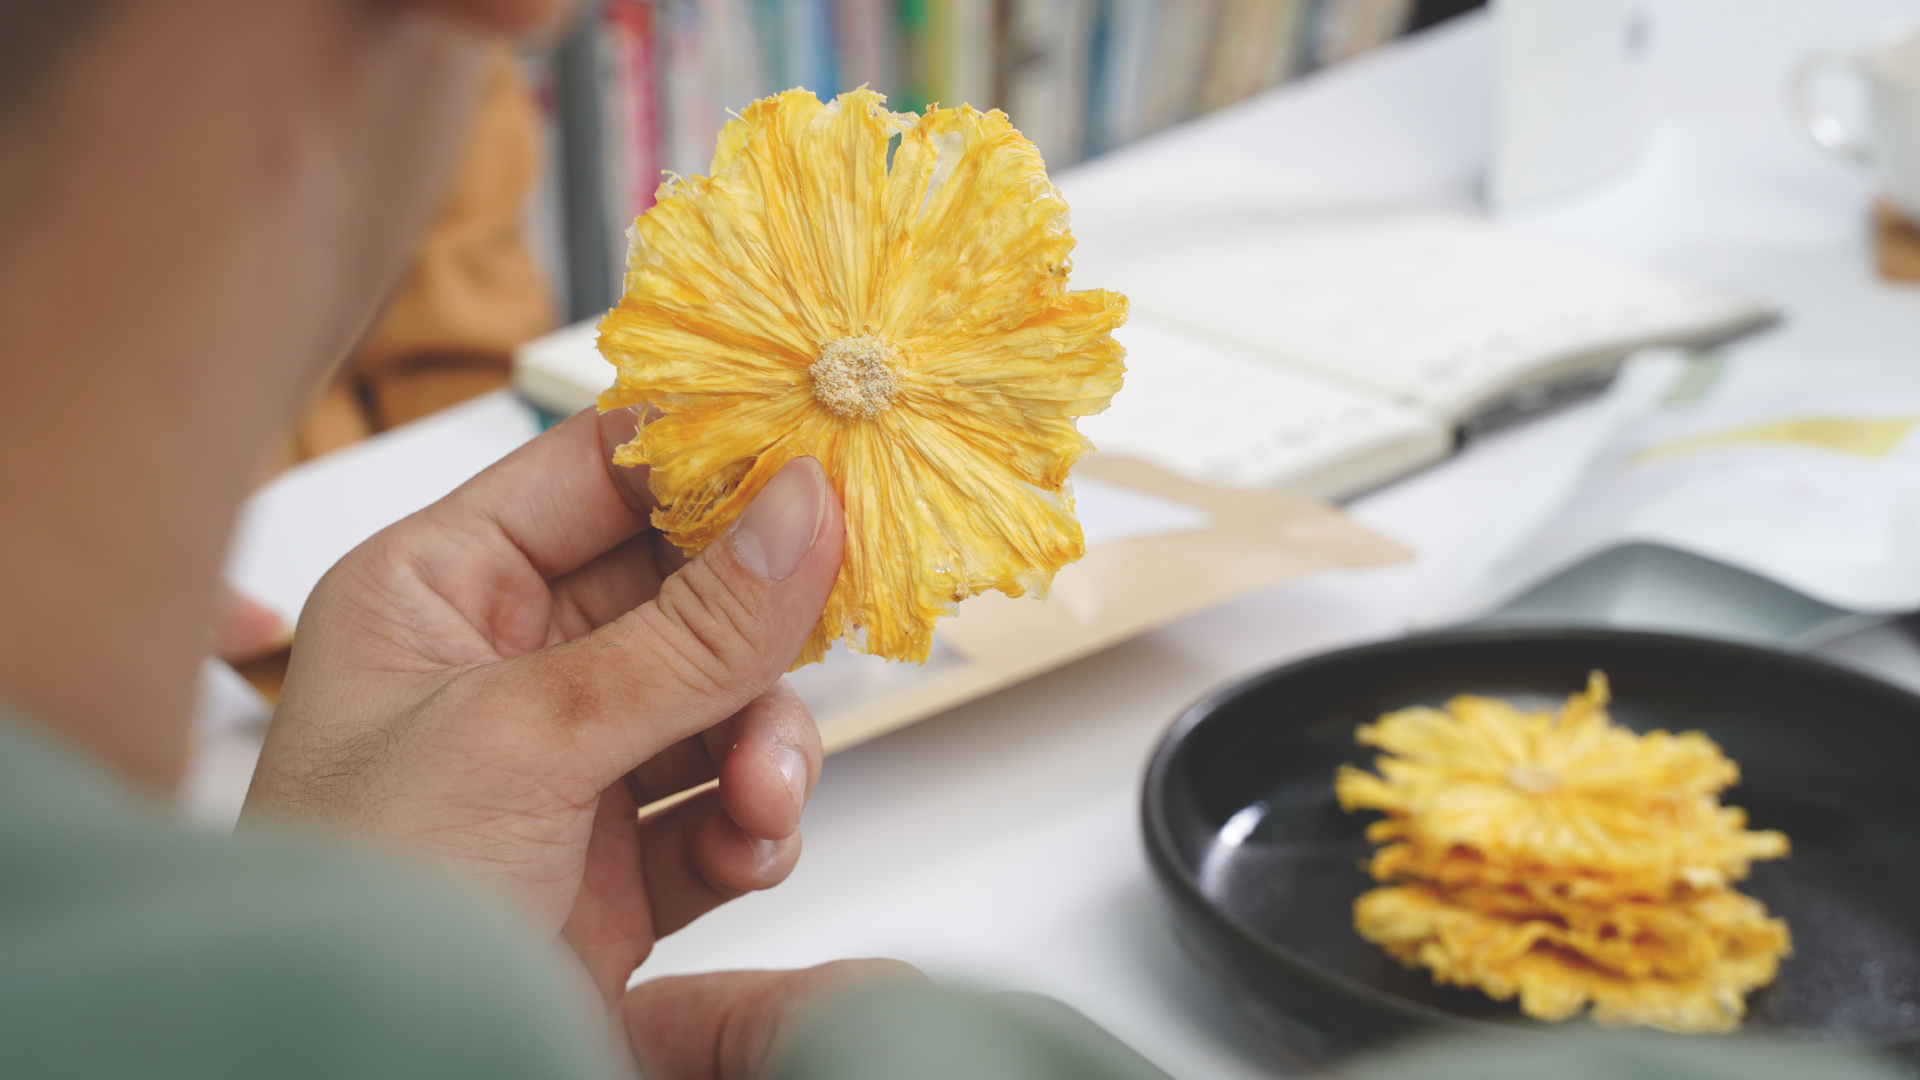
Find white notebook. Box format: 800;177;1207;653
1077;315;1449;500
515;208;1771;502
1109;209;1774;424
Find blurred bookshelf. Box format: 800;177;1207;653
531;0;1486;321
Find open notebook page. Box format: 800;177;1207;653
1103;210;1773;424
1079;315;1449;500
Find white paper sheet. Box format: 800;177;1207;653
1425;358;1920;620
1077;316;1446;498
1071;474;1212;547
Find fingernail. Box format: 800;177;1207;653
731;457;827;583
751;836;781;871
771;745;809;810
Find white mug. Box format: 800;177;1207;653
1490;0;1653;208
1794;24;1920;220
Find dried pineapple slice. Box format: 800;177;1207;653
1357;885;1789;1033
1375;881;1790;981
597;88;1127;665
1367;831;1787;906
1337;674;1788;883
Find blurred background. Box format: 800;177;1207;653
535;0;1485;322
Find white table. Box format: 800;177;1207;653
190;6;1920;1076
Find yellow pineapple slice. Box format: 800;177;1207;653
1337;674;1788;885
1366;830;1786;906
597;88;1128;665
1356;885;1789;1033
1374;881;1790;982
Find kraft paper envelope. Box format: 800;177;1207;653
793;454;1410;753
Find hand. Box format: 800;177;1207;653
240;408;845;1002
623;961;930;1080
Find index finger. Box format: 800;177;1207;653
422;406;661;581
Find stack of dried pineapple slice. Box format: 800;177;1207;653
1336;673;1792;1033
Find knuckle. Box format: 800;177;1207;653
648;564;778;690
630;604;733;701
686;817;748;903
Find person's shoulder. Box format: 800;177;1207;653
0;810;613;1080
0;712;612;1078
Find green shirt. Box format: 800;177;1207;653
0;709;615;1080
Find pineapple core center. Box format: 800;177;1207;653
1506;763;1560;795
810;335;900;419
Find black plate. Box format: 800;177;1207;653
1141;629;1920;1060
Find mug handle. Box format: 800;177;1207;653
1792;51;1872;166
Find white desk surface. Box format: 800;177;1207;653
192;6;1920;1077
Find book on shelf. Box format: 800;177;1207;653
603;0;663;231
1002;0;1097;165
834;0;895;93
1310;0;1418;68
1132;0;1220;137
1199;0;1309;114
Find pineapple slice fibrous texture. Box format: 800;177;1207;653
597;88;1128;667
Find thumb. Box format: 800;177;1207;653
624;961;927;1080
487;455;843;776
